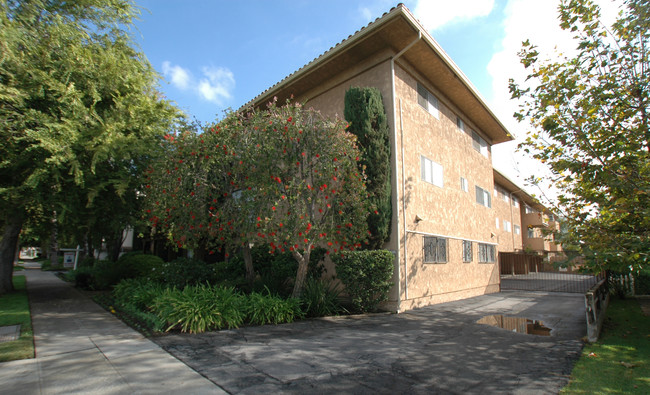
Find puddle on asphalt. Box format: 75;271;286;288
477;315;551;336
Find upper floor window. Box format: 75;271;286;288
457;117;465;132
424;236;447;263
503;220;512;232
514;224;521;235
472;130;489;157
525;205;535;214
460;177;468;192
475;185;492;208
512;196;520;208
421;155;443;188
417;82;439;119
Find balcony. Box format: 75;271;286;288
548;220;561;232
523;212;549;228
548;240;562;252
525;237;550;252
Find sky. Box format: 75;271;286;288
132;0;622;201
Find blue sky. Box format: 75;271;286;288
132;0;621;196
133;0;507;123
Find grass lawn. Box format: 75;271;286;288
562;297;650;394
0;275;34;362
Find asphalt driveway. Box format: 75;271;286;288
153;290;587;394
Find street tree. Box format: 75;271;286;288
510;0;649;274
0;0;179;294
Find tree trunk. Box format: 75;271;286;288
48;211;58;266
242;244;255;287
291;247;312;299
0;212;24;295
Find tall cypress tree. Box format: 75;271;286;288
344;87;392;249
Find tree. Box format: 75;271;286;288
0;0;179;294
510;0;649;275
344;87;392;249
145;101;371;298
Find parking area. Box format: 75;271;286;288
154;290;587;394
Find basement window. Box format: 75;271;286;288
424;236;447;263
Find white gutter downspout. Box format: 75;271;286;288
390;32;421;310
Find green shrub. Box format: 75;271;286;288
634;270;650;295
333;250;394;313
245;289;304;325
113;278;167;310
77;256;96;268
152;284;245;333
116;252;165;278
148;257;217;288
300;278;345;317
65;266;95;289
228;246;327;296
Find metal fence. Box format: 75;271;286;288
499;252;603;293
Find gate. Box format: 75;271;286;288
499;252;603;293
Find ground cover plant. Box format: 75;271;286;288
0;276;34;362
561;297;650;394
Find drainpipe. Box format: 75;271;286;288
390;32;421;309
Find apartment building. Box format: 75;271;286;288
494;169;563;262
247;5;523;311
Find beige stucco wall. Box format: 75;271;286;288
393;63;500;310
493;183;523;252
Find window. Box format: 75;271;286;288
421;155;443;188
527;228;535;238
424;236;447;263
457;117;465;132
471;130;489;157
525;205;535;214
495;217;500;229
417;82;439;119
478;243;496;263
514;225;521;235
460;177;468;192
504;220;512;232
475;186;492;208
462;240;473;263
512;197;520;208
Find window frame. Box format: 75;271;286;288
478;243;496;263
423;236;448;264
471;130;489;157
460;177;468;192
475;185;492;208
417;82;440;119
462;240;473;263
514;224;521;235
421;155;444;188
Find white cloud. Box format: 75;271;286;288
161;61;235;105
487;0;622;202
198;66;235;103
359;6;373;23
162;61;191;90
413;0;495;30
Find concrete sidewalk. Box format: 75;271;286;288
1;266;224;395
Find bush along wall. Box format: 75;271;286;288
344;87;392;249
333;250;394;313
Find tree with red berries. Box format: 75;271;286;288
145;101;371;297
